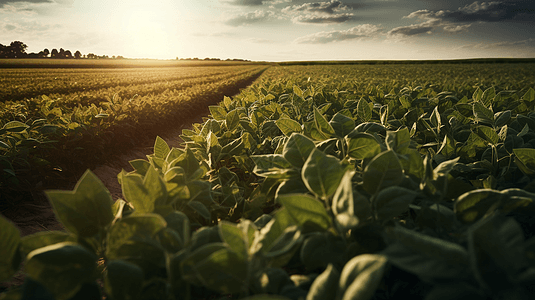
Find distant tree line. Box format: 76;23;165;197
0;41;123;59
178;57;251;62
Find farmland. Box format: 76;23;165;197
2;62;535;299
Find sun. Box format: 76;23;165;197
114;0;182;58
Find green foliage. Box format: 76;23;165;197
3;63;535;299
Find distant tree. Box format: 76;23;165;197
43;48;49;57
7;41;28;58
64;50;73;59
51;49;59;58
74;50;81;59
87;53;95;59
58;48;65;58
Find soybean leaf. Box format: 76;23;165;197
46;170;114;237
374;186;417;222
382;226;471;283
25;242;97;300
19;231;74;259
514;148;535;175
357;98;372;122
362;150;404;195
0;216;21;282
474;126;499;145
345;133;381;160
330;112;355;138
129;159;150;176
314;106;335;137
154;136;170;159
276;118;302;137
104;260;144;300
332;171;371;231
277;194;331;232
209;106;227;121
252;154;295;179
302;148;346;200
385;127;411;154
473;102;494;125
468;213;527;294
307;264;340;300
283;133;316;169
107;214;167;253
219;220;257;259
226;109;240;131
338;254;387;300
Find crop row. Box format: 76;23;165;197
2;63;535;300
0;65;255;102
0;66;267;202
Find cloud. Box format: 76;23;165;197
295;24;381;43
223;0;269;6
0;0;52;7
225;10;275;26
459;37;535;49
283;0;355;24
406;1;535;23
387;19;439;37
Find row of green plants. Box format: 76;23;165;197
0;66;242;102
2;64;535;299
0;66;266;204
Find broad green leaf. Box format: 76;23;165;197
345;133;381;160
382;226;471;282
474;125;499;145
283;133;316;168
522;87;535;102
468;213;527;294
226;109;240;131
458;133;487;158
472;87;483;102
129;159;150;176
104;260;144;300
338;254;387;300
164;211;190;248
3;120;29;132
300;233;344;270
188;201;211;220
0;216;21;282
330;112;355;138
362;150;404;195
399;148;424;179
480;87;495;107
494;110;511;127
356;98;372;122
307;264;340;300
153;136;170;159
314;106;335;137
120;166;168;214
19;231;73;258
107;214;167;252
46;170;114;237
332;171;371;231
276;118;302;137
219;220;256;259
209;106;227;120
277;194;331;232
302;148;346;200
187;180;214;207
374;186;417;221
25;242;97;300
430;106;441;130
437;135;456;157
473;102;494;125
514;148;535;175
252;154;295;179
385;127;411;154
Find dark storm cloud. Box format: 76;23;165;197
0;0;52;7
225;10;275;26
295;24;381;43
407;1;535;23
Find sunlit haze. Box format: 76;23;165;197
1;0;534;61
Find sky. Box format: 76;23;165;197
0;0;534;61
